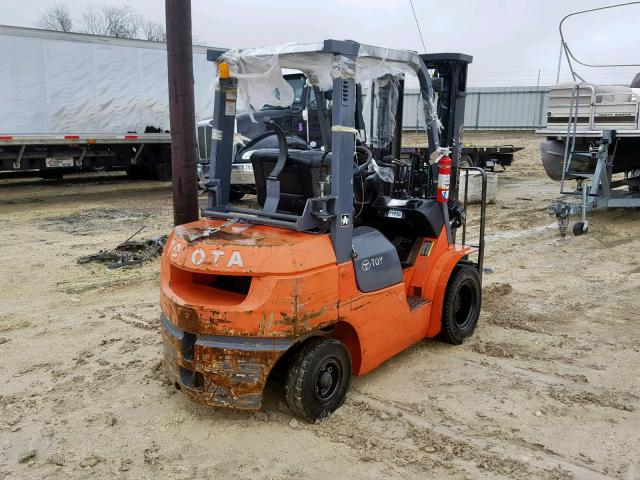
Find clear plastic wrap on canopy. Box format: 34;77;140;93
363;74;401;149
220;45;296;113
219;42;440;144
221;42;419;93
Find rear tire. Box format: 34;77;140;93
285;337;352;422
440;265;481;345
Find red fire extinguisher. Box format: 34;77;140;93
436;155;451;203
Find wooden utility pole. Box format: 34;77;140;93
166;0;199;226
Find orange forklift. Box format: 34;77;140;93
160;41;486;421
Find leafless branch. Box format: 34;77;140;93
142;21;166;42
36;2;73;32
36;3;166;42
81;5;143;39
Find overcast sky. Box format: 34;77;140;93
3;0;639;86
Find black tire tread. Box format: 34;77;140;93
284;337;351;421
441;265;481;345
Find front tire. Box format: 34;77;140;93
441;265;481;344
285;337;352;422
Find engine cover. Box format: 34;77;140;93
351;226;403;293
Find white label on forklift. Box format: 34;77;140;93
226;251;244;268
341;214;351;227
225;100;236;116
387;209;403;219
170;239;182;258
191;248;206;266
190;249;245;268
361;256;383;272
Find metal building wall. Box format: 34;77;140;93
403;86;550;131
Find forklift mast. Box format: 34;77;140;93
420;53;472;199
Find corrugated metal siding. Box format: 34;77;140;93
403;86;550;130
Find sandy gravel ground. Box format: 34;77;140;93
1;132;639;479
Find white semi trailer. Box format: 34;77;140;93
0;25;223;179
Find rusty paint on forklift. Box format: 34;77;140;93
161;313;289;409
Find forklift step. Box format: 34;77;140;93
407;296;430;311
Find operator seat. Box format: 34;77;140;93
251;149;331;215
372;196;445;239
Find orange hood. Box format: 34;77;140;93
167;219;336;276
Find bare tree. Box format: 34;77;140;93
37;3;73;32
142;21;166;42
82;5;143;39
36;3;166;42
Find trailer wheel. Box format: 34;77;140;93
154;161;171;181
285;337;352;422
441;265;481;345
459;154;475;169
573;222;587;236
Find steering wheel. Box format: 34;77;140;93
353;146;373;176
235;122;289;160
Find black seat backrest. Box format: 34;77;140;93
631;73;640;88
373;197;445;238
251;149;331;215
